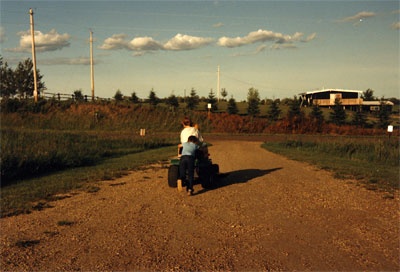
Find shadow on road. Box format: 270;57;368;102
195;167;282;195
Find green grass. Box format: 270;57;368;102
0;145;176;217
1;128;176;184
262;139;399;192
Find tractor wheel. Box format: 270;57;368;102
200;167;212;189
212;164;219;175
168;165;179;188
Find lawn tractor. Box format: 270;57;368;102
167;143;219;189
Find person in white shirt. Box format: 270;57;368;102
180;117;203;144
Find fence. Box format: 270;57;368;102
43;92;109;102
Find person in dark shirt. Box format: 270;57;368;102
177;136;199;196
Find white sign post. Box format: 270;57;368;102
140;129;146;137
207;103;212;119
387;125;393;139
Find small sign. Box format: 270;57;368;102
207;103;212;109
387;125;393;133
140;129;146;136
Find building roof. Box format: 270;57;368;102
300;89;364;95
362;101;394;106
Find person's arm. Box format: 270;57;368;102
178;144;183;156
180;129;185;144
196;129;204;142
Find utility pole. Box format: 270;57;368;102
217;65;220;103
90;30;95;101
29;8;38;102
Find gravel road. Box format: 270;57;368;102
1;140;399;271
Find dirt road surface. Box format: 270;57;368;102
1;141;399;271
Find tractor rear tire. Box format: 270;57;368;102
200;167;212;189
168;165;179;188
212;164;219;175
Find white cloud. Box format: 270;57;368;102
213;23;223;28
0;27;7;43
217;29;311;48
301;32;317;42
270;43;297;50
132;52;146;57
291;32;304;41
128;37;164;51
132;51;159;57
163;34;214;51
98;34;129;50
232;44;267;57
98;34;163;51
6;29;70;53
38;57;100;65
254;44;267;54
338;11;376;22
100;33;214;52
392;22;400;29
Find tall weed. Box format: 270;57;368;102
278;139;399;166
1;128;176;185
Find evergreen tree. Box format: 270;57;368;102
309;104;324;122
377;102;391;129
0;57;16;97
329;98;347;125
227;96;238;115
351;106;367;127
221;88;228;101
267;100;281;121
114;90;123;101
14;58;45;97
166;94;179;109
247;87;260;116
130;92;139;103
186;88;199;110
73;89;84;101
148;89;159;106
361;89;375;101
206;89;218;112
287;96;302;119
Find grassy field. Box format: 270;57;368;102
1;128;177;185
1;145;177;217
262;137;399;193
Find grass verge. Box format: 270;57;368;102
1;145;176;217
1;128;176;184
262;142;399;193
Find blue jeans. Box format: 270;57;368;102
179;155;195;191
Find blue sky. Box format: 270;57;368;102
1;0;399;100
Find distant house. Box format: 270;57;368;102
360;100;394;112
299;89;394;111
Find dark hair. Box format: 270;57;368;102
188;136;198;143
182;117;192;127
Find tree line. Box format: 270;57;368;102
0;57;46;98
0;56;395;129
